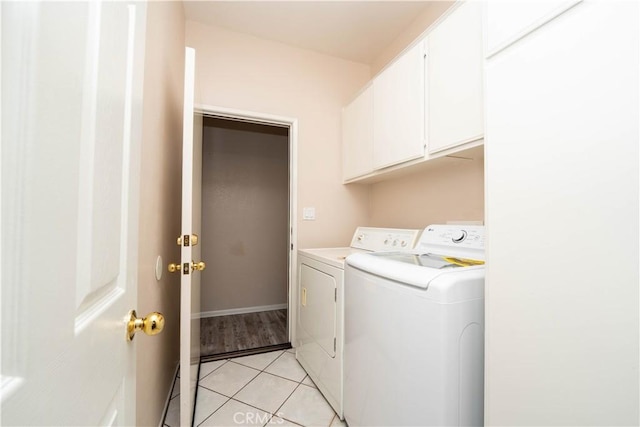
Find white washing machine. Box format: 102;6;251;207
344;224;485;426
296;227;421;419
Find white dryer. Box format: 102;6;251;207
344;224;485;426
296;227;421;419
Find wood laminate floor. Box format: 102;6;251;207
201;309;288;359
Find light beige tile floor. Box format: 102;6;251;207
164;348;346;427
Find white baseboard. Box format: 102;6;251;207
197;303;288;319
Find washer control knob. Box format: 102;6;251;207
384;239;389;245
401;240;407;247
357;234;364;242
393;239;398;246
452;230;467;243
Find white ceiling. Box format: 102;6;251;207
183;1;436;64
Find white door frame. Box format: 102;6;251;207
195;104;299;345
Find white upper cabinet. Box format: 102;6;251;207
427;1;484;154
373;41;425;170
341;1;488;183
342;84;374;181
485;0;582;58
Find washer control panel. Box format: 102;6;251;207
350;227;421;252
417;224;485;251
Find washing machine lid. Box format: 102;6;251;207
346;251;484;291
373;252;484;268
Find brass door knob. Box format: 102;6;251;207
126;310;165;341
167;263;181;273
191;261;206;271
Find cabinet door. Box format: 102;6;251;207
373;41;425;170
342;85;373;181
427;1;483;153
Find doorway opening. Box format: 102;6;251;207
198;110;296;362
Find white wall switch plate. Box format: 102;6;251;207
303;207;316;220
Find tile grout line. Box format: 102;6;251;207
195;394;232;427
198;351;282;405
234;350;304;424
197;383;235;400
268;382;306;427
240;367;304;388
225;349;285;371
167;351;284;425
267;352;313;426
260;351;308;383
227;350;297;411
201;358;295;426
195;349;320;426
227;367;262;401
198;352;285;425
198;359;229;382
228;350;308;384
196;358;259;427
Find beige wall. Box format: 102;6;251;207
369;155;484;228
136;1;184;426
186;21;371;248
200;119;289;313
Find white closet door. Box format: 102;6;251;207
485;1;639;425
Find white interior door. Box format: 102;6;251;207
1;1;146;425
180;47;203;427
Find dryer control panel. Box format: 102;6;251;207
350;227;421;252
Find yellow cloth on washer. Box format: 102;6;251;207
442;257;485;267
